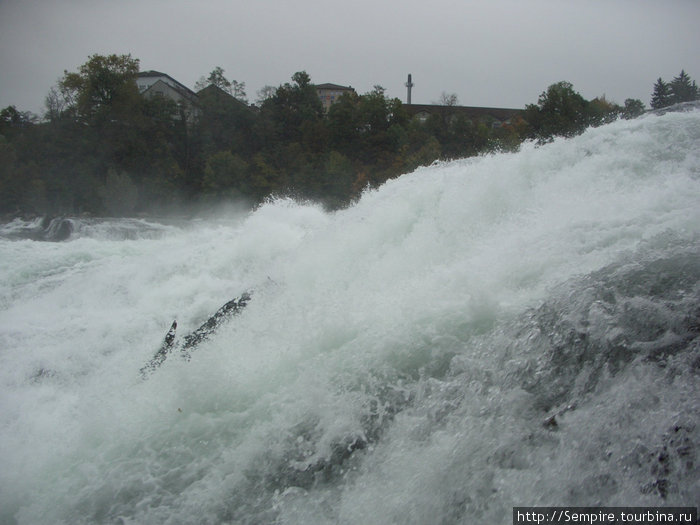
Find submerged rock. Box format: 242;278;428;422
42;217;73;241
0;216;74;241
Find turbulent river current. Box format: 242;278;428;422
1;106;699;524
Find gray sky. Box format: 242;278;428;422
1;0;699;115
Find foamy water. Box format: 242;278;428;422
1;108;699;524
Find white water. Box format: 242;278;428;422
1;109;699;524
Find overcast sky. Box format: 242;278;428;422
1;0;699;115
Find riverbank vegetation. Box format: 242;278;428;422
1;54;695;217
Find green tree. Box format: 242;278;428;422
196;84;255;157
489;116;526;153
202;150;249;197
402;136;441;172
36;54;197;214
622;98;645;119
586;96;621;127
257;71;323;145
322;150;356;207
650;77;672;109
669;70;698;104
327;91;362;156
0;135;21;212
0;106;36;139
354;86;407;167
524;81;589;141
58;54;140;122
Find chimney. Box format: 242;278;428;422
405;74;414;105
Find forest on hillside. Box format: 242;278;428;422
1;54;697;217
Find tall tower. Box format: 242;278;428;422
405;74;414;105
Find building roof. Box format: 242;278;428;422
196;84;252;111
138;70;198;100
315;83;355;91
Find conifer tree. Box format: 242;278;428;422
650;78;672;109
669;70;699;104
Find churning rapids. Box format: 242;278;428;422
1;106;699;524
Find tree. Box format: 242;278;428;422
359;86;391;134
0;135;21;212
38;53;200;213
354;86;406;167
195;66;230;93
196;83;255;157
622;98;645;119
195;66;247;102
436;92;459;106
586;96;621;127
44;84;77;122
669;70;698;104
58;54;140;121
202;150;249;197
230;80;247;102
327;90;361;155
524;81;589;141
255;86;276;106
0;106;36;136
322;150;356;207
290;71;323;122
258;71;323;144
650;78;672;109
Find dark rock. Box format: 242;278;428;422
180;292;251;359
543;415;558;430
140;292;251;378
43;217;73;241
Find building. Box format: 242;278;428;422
315;83;356;112
137;70;200;120
196;84;250;111
403;104;522;128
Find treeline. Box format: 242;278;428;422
0;54;695;217
522;82;646;142
523;70;698;142
650;70;699;109
0;57;520;216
